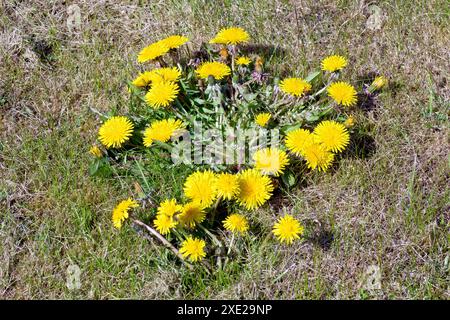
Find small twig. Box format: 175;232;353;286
132;219;193;270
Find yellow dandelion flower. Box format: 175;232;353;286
157;198;182;217
143;118;184;147
279;78;312;97
327;82;358;107
112;198;139;229
253;147;289;176
145;81;180;109
138;41;169;63
344;115;355;128
160;35;189;49
179;236;206;262
195;61;231;80
89;145;102;158
209;27;250;45
223;213;249;234
236;56;251;66
98;116;134;149
215;173;240;200
371;76;387;89
153;214;177;235
285;128;314;157
255;113;271;127
236;169;274;211
272;214;304;245
132;71;153;87
302;143;335;172
148;67;182;84
183;170;217;207
321;55;347;72
178;201;206;228
313;120;350;153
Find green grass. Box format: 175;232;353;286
0;0;449;299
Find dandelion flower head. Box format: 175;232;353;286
183;170;217;207
210;27;250;45
143;118;184;147
255;113;271;127
272;214;304;245
253;147;290;177
313;120;350;153
179;236;206;262
98;116;134;149
236;169;274;210
223;213;249;234
327;82;357;107
145;81;180;109
321;55;347;72
215;173;240;200
178;201;206;228
195;61;231;80
112;198;139;229
279;78;312;97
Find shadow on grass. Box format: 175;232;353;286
342;131;377;160
303;219;334;251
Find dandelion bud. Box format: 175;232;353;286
255;56;263;73
371;76;387;89
344;115;355;128
219;47;229;62
89;145;102;158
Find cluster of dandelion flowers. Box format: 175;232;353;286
112;198;139;229
179;236;206;262
89;145;102;158
327;82;357;107
285;128;314;157
223;213;249;235
313;120;350;153
255;113;271;127
154;214;177;235
272;214;304;245
183;170;217;207
253;147;290;177
145;81;180;109
148;67;182;83
160;35;189;49
236;169;274;210
178;201;206;228
138;41;169;63
210;27;250;45
143;118;184;147
279;78;312;97
215;173;240;200
321;55;347;72
98;116;134;149
236;56;251;66
157;198;182;217
302;143;335;172
195;61;231;80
